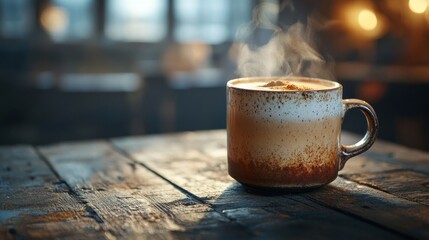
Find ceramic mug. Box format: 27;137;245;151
227;77;378;193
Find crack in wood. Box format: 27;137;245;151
340;175;390;195
304;196;412;239
34;148;105;224
285;195;319;210
7;226;16;235
303;177;420;239
341;170;429;206
108;141;249;226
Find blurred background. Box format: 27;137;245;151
0;0;429;150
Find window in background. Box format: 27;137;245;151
174;0;252;44
105;0;167;42
41;0;94;42
0;0;33;38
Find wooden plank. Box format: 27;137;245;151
340;133;429;207
339;155;401;175
326;134;429;238
342;133;429;174
342;169;429;206
0;146;105;240
304;177;429;239
219;197;400;239
38;141;253;239
112;130;411;239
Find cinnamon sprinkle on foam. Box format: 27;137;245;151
261;80;312;91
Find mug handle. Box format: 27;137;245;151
340;99;379;170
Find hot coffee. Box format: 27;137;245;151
227;77;378;192
233;79;329;91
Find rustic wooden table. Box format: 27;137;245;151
1;130;428;239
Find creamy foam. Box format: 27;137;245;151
228;77;340;92
228;87;343;122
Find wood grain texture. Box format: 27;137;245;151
342;169;429;206
0;146;104;240
112;130;416;239
303;177;429;239
342;133;429;174
39;141;252;239
341;133;429;208
4;130;429;239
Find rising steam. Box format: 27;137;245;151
236;1;334;80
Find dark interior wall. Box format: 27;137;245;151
1;0;429;151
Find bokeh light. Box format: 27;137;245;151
409;0;428;14
358;9;378;31
40;6;68;35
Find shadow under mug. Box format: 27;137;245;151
227;77;378;193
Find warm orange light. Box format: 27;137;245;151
409;0;428;14
358;9;378;31
40;6;68;34
339;2;386;41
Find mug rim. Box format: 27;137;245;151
227;76;342;93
